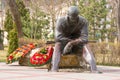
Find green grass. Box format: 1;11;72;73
0;47;8;62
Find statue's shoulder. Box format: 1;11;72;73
78;16;88;23
57;16;66;23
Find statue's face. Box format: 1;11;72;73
68;13;78;23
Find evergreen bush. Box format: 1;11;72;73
4;10;14;40
8;27;18;55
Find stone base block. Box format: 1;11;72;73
19;54;83;69
59;54;81;68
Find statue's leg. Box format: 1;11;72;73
50;42;62;72
72;45;85;68
82;44;97;72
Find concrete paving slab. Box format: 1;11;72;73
0;62;120;80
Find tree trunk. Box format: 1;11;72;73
118;0;120;41
0;43;4;50
0;30;4;50
6;0;23;38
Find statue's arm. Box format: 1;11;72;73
55;18;71;43
69;21;88;45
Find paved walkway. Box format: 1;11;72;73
0;62;120;80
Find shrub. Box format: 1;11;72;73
89;42;120;66
18;38;46;47
4;10;14;40
8;28;18;55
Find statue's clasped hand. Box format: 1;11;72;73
63;42;73;55
62;39;82;55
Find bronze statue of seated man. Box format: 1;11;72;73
50;6;101;73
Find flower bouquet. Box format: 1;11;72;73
6;43;36;64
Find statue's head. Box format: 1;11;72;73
67;6;79;23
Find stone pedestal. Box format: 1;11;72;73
19;53;30;66
19;54;83;69
59;54;81;68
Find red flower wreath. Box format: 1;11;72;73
30;46;54;66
